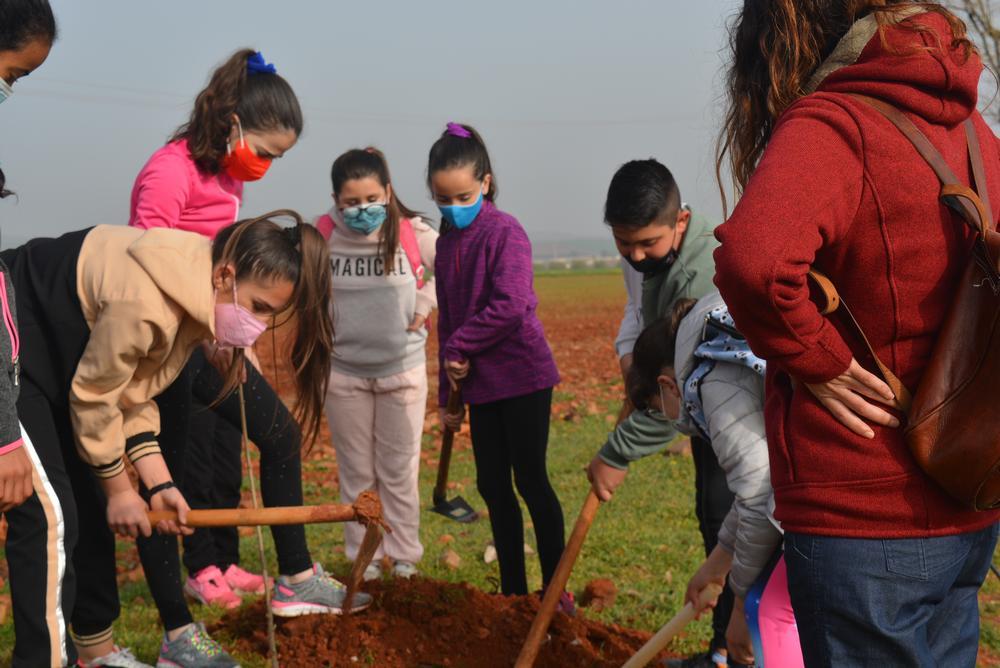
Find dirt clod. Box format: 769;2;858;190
580;578;618;612
212;577;666;667
440;549;462;570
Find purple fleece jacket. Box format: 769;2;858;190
435;200;560;406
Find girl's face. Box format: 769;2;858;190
650;371;681;421
212;264;295;324
430;165;491;206
0;37;52;87
228;121;298;161
334;175;391;210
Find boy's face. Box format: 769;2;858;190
611;208;690;267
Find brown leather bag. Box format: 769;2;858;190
808;94;1000;511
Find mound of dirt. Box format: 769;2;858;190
213;577;667;667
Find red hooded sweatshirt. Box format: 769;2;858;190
714;11;1000;538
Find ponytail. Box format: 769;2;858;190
173;48;304;175
212;210;332;446
331;147;421;270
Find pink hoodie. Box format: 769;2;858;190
128;139;243;238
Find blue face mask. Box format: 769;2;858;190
0;78;13;106
342;203;387;235
438;191;484;230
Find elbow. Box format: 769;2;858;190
713;239;774;310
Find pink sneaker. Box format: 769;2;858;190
183;565;241;609
223;563;267;595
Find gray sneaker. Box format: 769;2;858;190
79;646;153;668
271;563;373;617
156;622;239;668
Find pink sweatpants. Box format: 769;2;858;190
757;555;804;667
325;364;428;564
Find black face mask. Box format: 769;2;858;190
624;248;679;277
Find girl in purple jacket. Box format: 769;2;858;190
429;123;568;604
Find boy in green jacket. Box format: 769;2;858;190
587;159;735;668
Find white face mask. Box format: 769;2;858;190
0;78;13;105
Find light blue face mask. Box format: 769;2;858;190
438;190;484;230
342;202;387;235
0;78;13;105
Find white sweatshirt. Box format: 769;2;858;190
325;211;438;378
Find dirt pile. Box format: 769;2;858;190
213;576;667;667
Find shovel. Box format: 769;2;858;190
621;583;724;668
431;384;478;523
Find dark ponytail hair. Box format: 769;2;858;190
212;210;332;446
173;48;304;175
331;147;421;270
0;0;56;199
426;122;497;205
626;299;698;411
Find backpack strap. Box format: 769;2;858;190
808;95;998;411
398;218;426;288
316;213;335;241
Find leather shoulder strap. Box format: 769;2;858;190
807;269;912;411
849;94;990;236
965;121;995;229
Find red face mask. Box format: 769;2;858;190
223;120;271;182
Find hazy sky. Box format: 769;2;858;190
0;0;749;252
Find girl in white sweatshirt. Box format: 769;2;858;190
316;147;437;579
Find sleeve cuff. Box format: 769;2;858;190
91;458;126;480
597;441;630;470
0;438;24;456
125;432;161;465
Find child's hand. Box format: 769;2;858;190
106;488;152;538
684;545;732;615
149;486;193;536
407;313;428;332
726;598;755;666
586;454;627;502
444;359;470;390
0;446;34;512
439;405;466;432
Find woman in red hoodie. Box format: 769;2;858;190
713;3;1000;666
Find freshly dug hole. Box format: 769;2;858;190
212;576;670;667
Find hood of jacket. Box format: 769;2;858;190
806;9;982;126
126;228;215;335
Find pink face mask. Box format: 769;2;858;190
214;282;268;348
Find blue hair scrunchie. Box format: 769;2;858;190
247;51;277;75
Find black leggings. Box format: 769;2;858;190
692;435;736;652
137;349;312;632
468;387;565;595
180;403;242;575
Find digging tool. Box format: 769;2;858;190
147;502;380;527
343;515;383;612
431;384;478;523
621;583;724;668
237;383;279;668
515;490;601;668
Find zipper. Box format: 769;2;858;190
0;274;19;386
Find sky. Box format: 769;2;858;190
2;2;994;256
0;0;746;253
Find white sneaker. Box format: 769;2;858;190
392;561;418;578
362;561;382;581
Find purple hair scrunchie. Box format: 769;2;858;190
446;122;472;139
247;51;277;75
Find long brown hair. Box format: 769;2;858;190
172;48;303;175
330;147;422;270
716;1;973;213
212;210;332;445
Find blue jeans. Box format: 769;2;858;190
784;524;998;667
